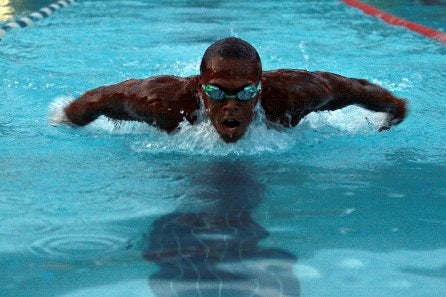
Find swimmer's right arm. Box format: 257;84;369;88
60;76;200;131
63;79;143;126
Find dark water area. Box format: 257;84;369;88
143;161;301;297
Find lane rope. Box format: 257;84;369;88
0;0;76;41
342;0;446;44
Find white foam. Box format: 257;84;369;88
132;103;296;156
48;96;387;155
301;105;386;133
87;117;154;135
48;96;153;134
48;95;74;126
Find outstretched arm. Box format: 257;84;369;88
315;71;407;131
63;79;139;126
261;70;407;131
57;76;200;132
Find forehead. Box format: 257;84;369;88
201;57;261;84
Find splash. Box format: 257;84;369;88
49;97;386;156
298;40;310;70
372;77;413;92
48;95;73;126
48;96;153;134
132;103;296;156
301;106;387;134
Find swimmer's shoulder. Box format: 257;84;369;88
140;74;199;85
125;75;200;99
262;69;328;86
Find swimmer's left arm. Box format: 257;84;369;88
315;72;407;131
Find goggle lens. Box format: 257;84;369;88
202;83;261;101
203;85;226;100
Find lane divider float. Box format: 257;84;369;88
342;0;446;44
0;0;76;41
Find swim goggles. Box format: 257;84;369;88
202;82;261;101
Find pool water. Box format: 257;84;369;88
1;0;446;296
364;0;446;31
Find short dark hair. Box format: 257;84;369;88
200;37;262;75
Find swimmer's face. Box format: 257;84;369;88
199;58;262;143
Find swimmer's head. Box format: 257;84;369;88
199;37;262;143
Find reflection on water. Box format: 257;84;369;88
0;0;13;21
144;161;300;297
0;0;54;21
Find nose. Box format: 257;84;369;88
222;99;239;113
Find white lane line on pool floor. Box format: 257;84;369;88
0;0;76;41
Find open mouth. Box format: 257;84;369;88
218;119;244;142
222;119;240;129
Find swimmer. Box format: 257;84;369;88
58;37;407;142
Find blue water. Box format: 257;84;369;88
1;1;446;296
365;0;446;31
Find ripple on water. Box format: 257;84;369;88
33;185;176;224
28;227;130;260
0;196;34;218
0;217;59;236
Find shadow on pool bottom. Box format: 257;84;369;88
143;160;301;297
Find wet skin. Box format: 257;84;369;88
62;60;407;142
199;58;262;142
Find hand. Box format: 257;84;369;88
378;98;407;131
